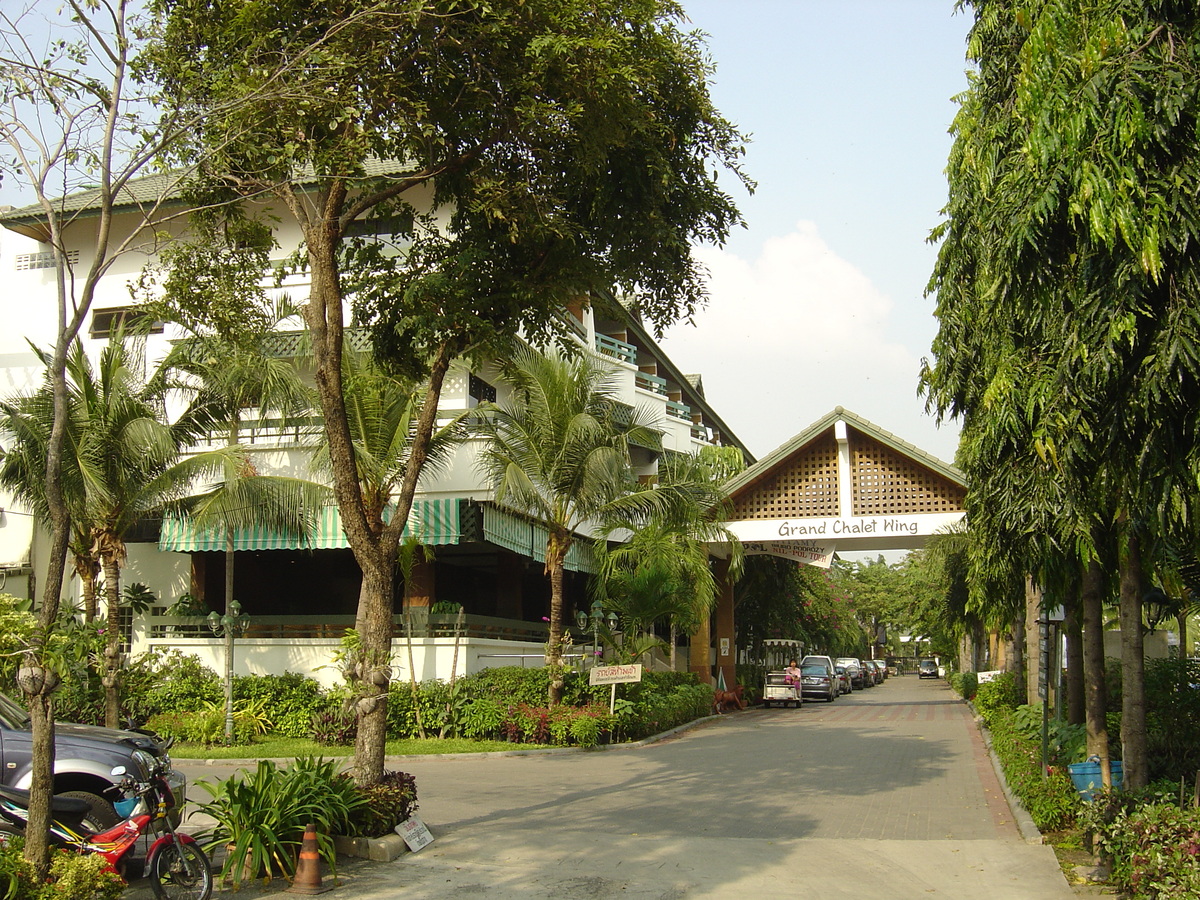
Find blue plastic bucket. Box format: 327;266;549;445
1067;759;1123;801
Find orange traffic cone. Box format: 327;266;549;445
287;823;333;894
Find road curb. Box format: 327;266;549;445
969;704;1044;845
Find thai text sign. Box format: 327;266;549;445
589;664;643;686
396;815;435;852
744;540;835;568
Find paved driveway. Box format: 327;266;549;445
134;676;1076;898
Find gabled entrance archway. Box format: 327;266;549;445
695;407;966;687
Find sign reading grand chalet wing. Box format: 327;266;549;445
720;408;966;566
693;408;965;691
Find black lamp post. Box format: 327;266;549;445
575;600;618;665
208;599;250;744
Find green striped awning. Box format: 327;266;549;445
481;505;596;573
159;498;461;552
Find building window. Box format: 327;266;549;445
90;306;164;339
468;374;496;407
344;214;410;238
15;249;79;270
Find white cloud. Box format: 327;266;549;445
661;221;959;463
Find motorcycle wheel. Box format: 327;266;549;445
148;838;213;900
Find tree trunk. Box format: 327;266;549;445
1065;588;1085;726
25;267;77;875
1025;576;1041;704
1178;612;1189;660
1011;597;1027;704
303;203;392;785
223;526;236;743
1119;527;1148;790
301;189;461;783
545;534;568;705
1081;551;1111;782
403;607;426;741
101;552;122;729
351;558;394;786
76;558;99;623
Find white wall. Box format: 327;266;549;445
134;634;557;689
1103;630;1172;660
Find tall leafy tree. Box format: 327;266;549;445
0;2;182;870
735;559;858;658
476;346;666;703
0;0;301;868
145;0;748;780
925;0;1200;788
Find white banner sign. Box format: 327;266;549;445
743;540;836;568
589;663;643;686
730;512;964;545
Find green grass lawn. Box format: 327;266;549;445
169;735;547;759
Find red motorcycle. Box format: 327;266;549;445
0;747;211;899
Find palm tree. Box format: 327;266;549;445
593;452;743;670
2;337;324;728
476;345;667;703
311;353;464;538
0;380;102;622
156;301;319;633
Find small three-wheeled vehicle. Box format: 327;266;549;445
761;671;803;708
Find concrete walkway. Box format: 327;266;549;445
133;677;1077;898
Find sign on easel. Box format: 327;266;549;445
589;664;643;714
588;664;643;686
396;815;435;852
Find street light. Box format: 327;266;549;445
208;599;250;744
575;600;619;665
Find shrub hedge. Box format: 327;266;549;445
973;672;1022;725
949;670;978;700
1080;787;1200;899
31;645;717;750
0;835;123;899
985;706;1080;830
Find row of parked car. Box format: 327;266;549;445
762;655;894;707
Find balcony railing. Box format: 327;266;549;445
595;334;636;364
558;308;588;340
192;416;324;449
666;400;691;421
635;371;668;396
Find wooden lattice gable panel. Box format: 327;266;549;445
848;426;965;517
730;430;840;520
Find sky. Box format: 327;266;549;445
659;1;974;466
